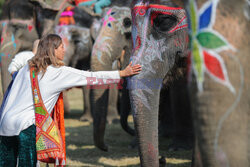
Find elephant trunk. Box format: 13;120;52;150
120;79;135;136
1;57;12;94
129;76;162;166
91;88;109;151
0;27;21;93
91;36;114;151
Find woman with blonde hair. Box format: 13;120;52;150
0;34;141;167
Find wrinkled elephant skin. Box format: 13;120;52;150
183;0;250;166
129;1;188;166
91;6;132;151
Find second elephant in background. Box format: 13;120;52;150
90;6;133;151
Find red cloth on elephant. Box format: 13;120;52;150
58;6;75;26
75;0;92;6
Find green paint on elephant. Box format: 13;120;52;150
197;31;227;50
192;39;203;83
190;0;197;34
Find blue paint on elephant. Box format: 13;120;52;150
0;53;4;62
11;34;16;49
199;3;213;30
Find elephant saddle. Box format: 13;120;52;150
59;6;76;26
30;67;66;166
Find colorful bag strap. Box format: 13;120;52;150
30;67;66;166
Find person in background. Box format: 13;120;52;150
8;39;40;76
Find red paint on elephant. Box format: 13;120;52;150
147;143;157;161
133;4;187;33
203;50;225;80
28;25;33;32
135;36;141;50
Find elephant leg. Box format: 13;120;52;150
63;91;70;115
107;87;119;124
91;88;109;151
80;86;92;122
168;78;193;151
191;137;203;167
159;87;175;137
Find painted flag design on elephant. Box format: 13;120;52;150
187;0;236;93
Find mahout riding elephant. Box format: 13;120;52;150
90;4;133;151
0;0;39;94
181;0;250;166
129;0;189;166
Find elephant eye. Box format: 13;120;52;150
153;14;177;32
123;17;131;28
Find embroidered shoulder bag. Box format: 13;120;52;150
30;67;66;166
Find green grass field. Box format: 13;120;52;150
40;88;192;167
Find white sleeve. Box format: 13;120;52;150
8;52;34;74
48;66;121;92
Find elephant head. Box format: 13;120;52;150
129;0;188;166
0;0;38;93
90;6;132;151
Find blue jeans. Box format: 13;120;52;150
0;125;36;167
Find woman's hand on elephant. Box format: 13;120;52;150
119;62;142;77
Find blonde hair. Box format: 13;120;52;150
28;34;64;75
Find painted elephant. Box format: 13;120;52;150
129;0;189;166
182;0;250;166
0;0;39;94
90;5;133;151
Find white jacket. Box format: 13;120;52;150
0;64;120;136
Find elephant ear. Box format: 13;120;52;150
118;7;132;34
30;0;68;11
102;7;112;18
